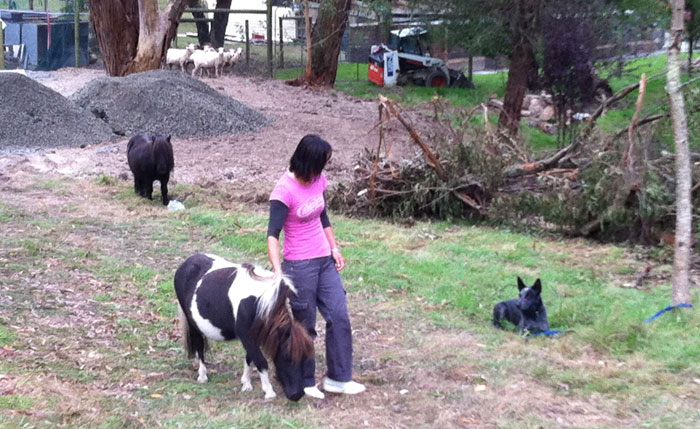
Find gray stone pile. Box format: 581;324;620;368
71;69;272;137
0;72;115;151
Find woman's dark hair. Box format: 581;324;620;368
289;135;332;183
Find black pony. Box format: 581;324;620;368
174;253;314;401
126;134;174;205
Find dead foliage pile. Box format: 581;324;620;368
329;79;700;244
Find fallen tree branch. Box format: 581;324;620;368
379;95;447;181
373;95;485;213
503;140;580;178
580;75;648;237
586;81;641;128
613;113;669;139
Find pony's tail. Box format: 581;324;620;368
179;303;208;359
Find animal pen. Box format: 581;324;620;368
0;8;87;70
177;7;301;78
176;6;379;82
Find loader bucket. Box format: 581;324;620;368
449;69;475;89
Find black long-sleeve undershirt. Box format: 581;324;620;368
267;199;331;239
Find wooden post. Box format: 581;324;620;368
74;0;79;67
468;55;473;83
245;20;250;66
266;1;272;77
279;16;284;69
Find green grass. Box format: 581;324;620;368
94;174;120;187
0;395;33;410
275;63;507;109
187;209;699;373
2;176;699;427
0;325;16;347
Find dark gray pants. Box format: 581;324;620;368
282;256;353;386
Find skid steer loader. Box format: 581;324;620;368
368;27;474;89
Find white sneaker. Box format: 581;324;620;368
322;377;366;395
304;386;325;399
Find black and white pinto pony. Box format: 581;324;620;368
174;253;314;401
127;134;174;205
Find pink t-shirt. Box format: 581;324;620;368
270;171;331;260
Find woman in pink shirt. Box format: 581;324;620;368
267;135;365;399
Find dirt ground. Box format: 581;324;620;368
0;67;420;205
1;68;697;428
0;168;653;429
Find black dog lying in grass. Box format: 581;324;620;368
493;277;550;334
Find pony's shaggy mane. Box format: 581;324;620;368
255;280;313;365
151;135;174;172
255;270;297;322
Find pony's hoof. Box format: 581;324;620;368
197;375;208;383
241;383;253;392
264;392;277;400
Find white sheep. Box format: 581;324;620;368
218;47;243;76
165;44;196;72
187;45;215;69
191;46;224;78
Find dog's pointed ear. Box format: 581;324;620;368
517;276;526;291
167;135;171;143
533;279;542;294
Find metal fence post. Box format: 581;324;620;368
74;0;79;67
266;2;272;78
279;16;283;69
245;20;250;66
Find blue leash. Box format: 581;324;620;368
530;329;564;337
524;303;692;340
643;303;693;323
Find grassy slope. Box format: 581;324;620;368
0;174;698;427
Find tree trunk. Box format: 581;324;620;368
89;0;189;77
189;0;211;47
526;42;540;91
498;41;534;137
210;0;232;48
303;0;352;86
497;0;540;137
668;0;693;305
689;37;694;72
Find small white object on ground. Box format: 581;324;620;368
168;200;185;211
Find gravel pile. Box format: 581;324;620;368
0;73;115;151
71;70;273;137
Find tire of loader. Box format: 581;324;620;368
425;69;448;87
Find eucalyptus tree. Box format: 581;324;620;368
667;0;693;306
302;0;354;85
89;0;189;76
